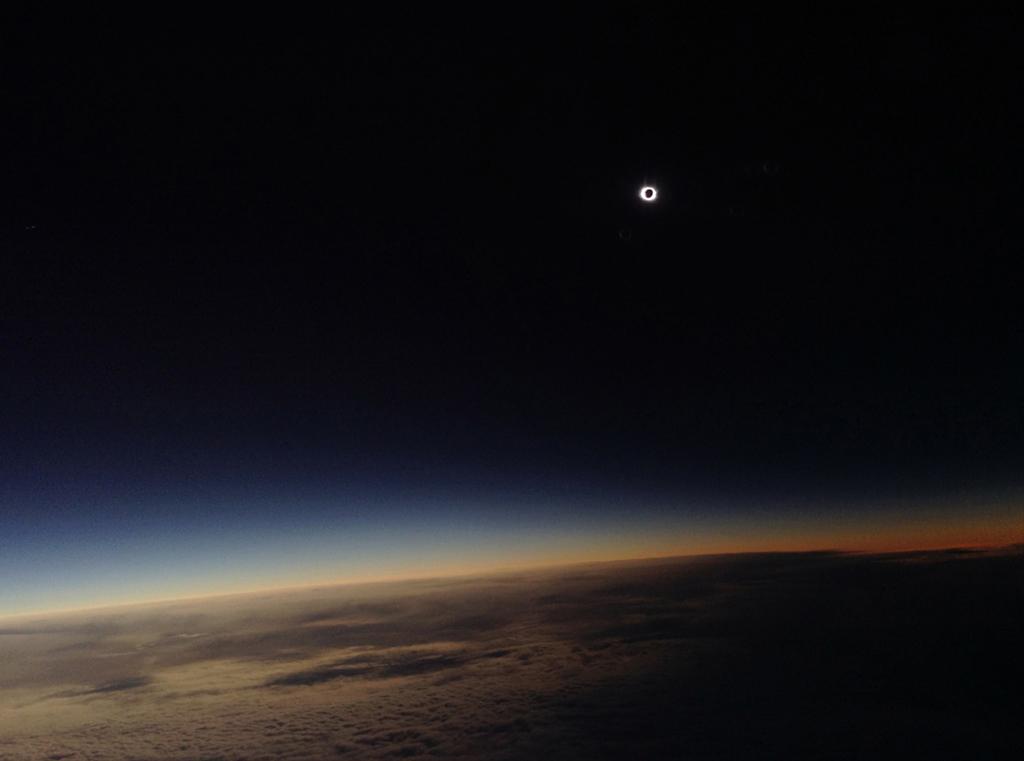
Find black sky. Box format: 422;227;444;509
2;10;1023;510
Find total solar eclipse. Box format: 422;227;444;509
4;12;1020;761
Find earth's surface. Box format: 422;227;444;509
1;550;1021;760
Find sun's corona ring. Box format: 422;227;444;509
639;185;658;202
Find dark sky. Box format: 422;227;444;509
2;11;1022;609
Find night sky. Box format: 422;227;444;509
2;11;1022;614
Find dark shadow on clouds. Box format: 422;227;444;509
1;549;1022;759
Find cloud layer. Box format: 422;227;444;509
1;549;1021;759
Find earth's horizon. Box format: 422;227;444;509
2;547;1020;759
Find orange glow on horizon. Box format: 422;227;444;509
2;501;1019;620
